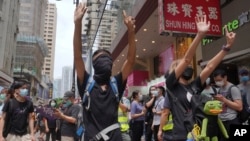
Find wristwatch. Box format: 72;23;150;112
221;45;231;52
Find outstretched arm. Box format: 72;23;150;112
175;14;210;78
121;10;136;82
73;3;88;85
200;25;236;84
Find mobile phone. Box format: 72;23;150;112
210;93;217;96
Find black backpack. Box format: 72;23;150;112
225;85;250;123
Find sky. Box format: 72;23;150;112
49;0;86;79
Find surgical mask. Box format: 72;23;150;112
93;54;113;85
51;102;56;107
181;67;193;81
205;78;211;85
151;90;158;96
63;100;72;108
240;76;249;83
0;94;6;100
215;81;224;87
139;95;143;101
20;88;28;97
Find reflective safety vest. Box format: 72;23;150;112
118;107;129;132
162;113;173;131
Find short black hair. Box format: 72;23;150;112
213;68;227;78
158;86;166;97
92;49;111;59
132;90;140;99
12;82;26;90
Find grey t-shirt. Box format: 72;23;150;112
218;83;242;121
61;104;80;137
152;96;164;126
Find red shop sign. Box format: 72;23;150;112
161;0;222;36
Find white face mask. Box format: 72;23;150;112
139;95;143;101
151;90;158;96
215;81;224;87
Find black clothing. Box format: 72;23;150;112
2;98;34;136
165;71;204;140
77;72;126;141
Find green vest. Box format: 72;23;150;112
118;107;129;132
162;113;173;131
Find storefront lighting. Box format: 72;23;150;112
143;28;147;31
135;39;138;42
117;60;120;62
122;54;125;57
143;48;146;51
136;55;139;58
152;41;155;43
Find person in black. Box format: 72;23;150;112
53;91;80;141
73;2;136;141
45;100;57;141
144;85;157;141
158;16;237;141
0;82;35;141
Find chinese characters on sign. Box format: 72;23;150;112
161;0;222;36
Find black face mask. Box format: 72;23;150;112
93;54;113;85
181;67;193;81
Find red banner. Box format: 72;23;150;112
162;0;222;36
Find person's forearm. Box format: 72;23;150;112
0;117;4;138
73;23;83;59
126;29;136;65
159;113;168;132
61;114;76;124
29;118;35;136
184;33;205;63
146;98;154;108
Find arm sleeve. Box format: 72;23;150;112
130;101;137;115
2;100;10;112
231;86;242;100
71;105;81;119
165;71;178;91
164;93;171;109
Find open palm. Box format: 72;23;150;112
195;14;210;34
74;3;87;24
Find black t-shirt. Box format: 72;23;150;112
77;72;126;140
2;98;34;135
145;96;155;123
61;104;80;137
166;71;203;140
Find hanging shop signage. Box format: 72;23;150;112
160;0;222;36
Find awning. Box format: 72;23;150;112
200;48;250;67
0;70;13;87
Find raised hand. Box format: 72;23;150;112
74;2;87;24
224;25;236;48
195;14;211;35
123;10;135;31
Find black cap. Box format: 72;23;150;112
63;91;75;98
239;69;249;75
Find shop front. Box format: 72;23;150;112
201;0;250;84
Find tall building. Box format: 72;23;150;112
53;78;61;98
43;3;57;82
61;66;73;95
0;0;20;86
14;0;48;98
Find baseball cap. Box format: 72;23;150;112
63;91;75;99
239;68;249;75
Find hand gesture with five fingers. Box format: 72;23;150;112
123;10;135;31
195;14;211;35
224;25;236;48
74;2;88;24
